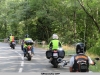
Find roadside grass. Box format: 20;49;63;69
62;45;76;56
86;52;100;72
36;44;100;72
35;44;76;55
89;61;100;72
34;44;48;50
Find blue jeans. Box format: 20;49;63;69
31;47;34;53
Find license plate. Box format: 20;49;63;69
53;53;58;56
28;51;31;53
12;42;15;44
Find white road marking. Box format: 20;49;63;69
11;50;24;73
21;61;24;67
0;48;24;72
21;57;24;61
19;68;23;73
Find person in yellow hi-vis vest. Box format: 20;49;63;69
23;34;34;57
49;34;62;50
10;36;14;42
48;34;62;62
9;34;15;46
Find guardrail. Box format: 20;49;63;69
1;38;46;47
0;39;20;44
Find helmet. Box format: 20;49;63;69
10;33;12;36
76;43;86;54
52;34;58;39
25;34;29;38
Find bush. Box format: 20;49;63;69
88;39;100;56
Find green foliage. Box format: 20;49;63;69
88;38;100;56
0;0;100;56
89;61;100;72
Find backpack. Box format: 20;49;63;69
73;54;89;72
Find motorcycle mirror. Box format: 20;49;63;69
95;57;100;61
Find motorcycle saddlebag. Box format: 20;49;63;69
46;50;52;59
58;50;65;58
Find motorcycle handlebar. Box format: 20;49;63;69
94;57;100;61
90;58;100;66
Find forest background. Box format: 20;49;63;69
0;0;100;56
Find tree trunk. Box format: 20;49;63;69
77;0;100;33
73;0;77;40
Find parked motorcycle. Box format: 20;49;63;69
46;48;65;68
10;41;16;49
25;45;33;61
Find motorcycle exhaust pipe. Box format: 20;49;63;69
57;58;62;63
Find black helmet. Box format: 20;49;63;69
10;33;12;36
76;43;86;54
25;34;29;38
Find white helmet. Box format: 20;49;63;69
52;34;58;39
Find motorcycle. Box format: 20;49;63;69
10;41;16;49
25;45;33;61
46;48;65;68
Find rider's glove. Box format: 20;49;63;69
93;61;96;65
92;60;96;65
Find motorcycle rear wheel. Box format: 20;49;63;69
51;59;58;68
27;53;31;61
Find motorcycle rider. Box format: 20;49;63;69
69;42;95;72
9;34;15;46
48;34;62;62
23;34;34;57
49;34;62;50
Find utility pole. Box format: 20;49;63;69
24;0;29;34
26;0;28;34
5;1;7;38
73;0;77;41
84;17;86;45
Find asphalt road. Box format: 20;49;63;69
0;42;70;73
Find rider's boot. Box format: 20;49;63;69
24;53;26;57
49;58;52;63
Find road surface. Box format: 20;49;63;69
0;42;70;73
